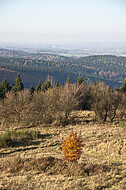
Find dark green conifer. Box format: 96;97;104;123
120;81;126;92
1;78;12;94
77;74;84;85
36;81;42;92
13;73;24;92
0;83;5;99
56;80;60;87
30;85;35;94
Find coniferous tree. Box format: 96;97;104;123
0;83;4;99
41;85;44;92
120;81;126;93
13;73;24;92
30;85;35;94
1;78;12;94
56;80;60;87
36;81;42;92
77;74;84;85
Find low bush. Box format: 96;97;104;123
0;129;40;148
0;81;86;127
87;82;119;121
0;130;12;147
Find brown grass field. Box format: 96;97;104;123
0;111;126;190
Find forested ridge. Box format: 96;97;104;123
0;55;126;88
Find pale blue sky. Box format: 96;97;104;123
0;0;126;43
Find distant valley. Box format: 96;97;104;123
0;48;126;89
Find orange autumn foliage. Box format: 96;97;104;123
61;130;83;162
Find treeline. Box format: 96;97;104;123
0;74;126;127
0;74;86;127
0;55;126;88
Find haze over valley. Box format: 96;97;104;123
0;42;126;89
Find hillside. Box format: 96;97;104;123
0;111;126;189
0;53;126;88
0;48;73;62
0;66;126;189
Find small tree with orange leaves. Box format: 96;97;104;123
61;130;83;162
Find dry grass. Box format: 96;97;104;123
0;110;126;190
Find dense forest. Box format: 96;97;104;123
0;54;126;88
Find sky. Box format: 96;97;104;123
0;0;126;43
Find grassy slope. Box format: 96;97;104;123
0;111;126;190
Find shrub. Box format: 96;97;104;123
0;90;32;126
87;82;119;121
0;129;40;148
61;130;83;162
117;91;126;120
0;80;85;126
0;130;12;147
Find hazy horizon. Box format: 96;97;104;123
0;0;126;44
0;33;126;44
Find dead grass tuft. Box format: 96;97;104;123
0;156;114;178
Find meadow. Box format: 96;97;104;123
0;111;126;190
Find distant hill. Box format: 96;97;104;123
0;53;126;88
0;48;73;62
67;55;126;86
